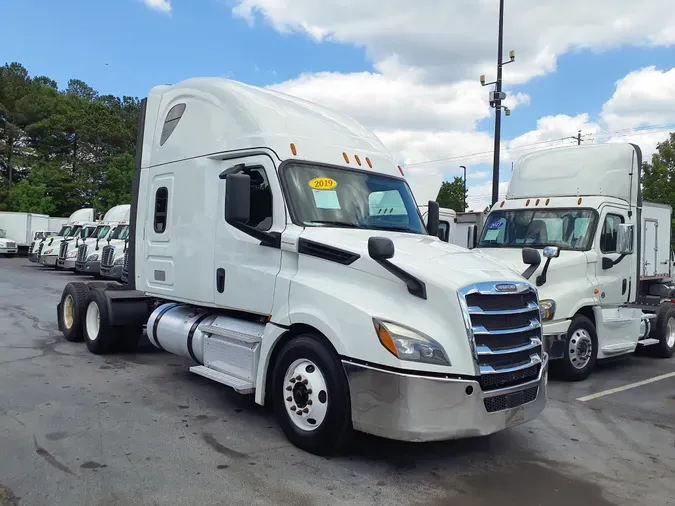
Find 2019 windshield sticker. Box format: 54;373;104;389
308;177;337;190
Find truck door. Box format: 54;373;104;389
595;206;632;306
213;154;284;316
642;219;658;277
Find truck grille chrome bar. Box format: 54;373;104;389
58;241;69;260
458;281;543;394
101;245;115;267
77;244;88;263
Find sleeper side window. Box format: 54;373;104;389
160;104;186;146
154;187;169;233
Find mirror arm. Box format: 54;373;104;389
602;253;627;270
227;219;280;248
521;264;539;280
536;257;553;286
371;257;427;299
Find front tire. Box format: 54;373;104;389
271;334;353;456
556;315;598;382
652;303;675;358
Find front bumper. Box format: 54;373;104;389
40;254;57;267
56;258;77;270
542;319;570;360
76;260;101;275
100;264;123;280
0;248;18;255
342;353;548;442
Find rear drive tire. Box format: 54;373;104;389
653;303;675;358
59;282;91;342
83;287;118;355
271;334;353;456
555;315;598;382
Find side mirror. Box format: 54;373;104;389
368;236;395;260
467;224;477;249
616;224;634;255
426;200;439;238
521;247;541;280
225;173;251;224
522;247;541;266
543;246;560;259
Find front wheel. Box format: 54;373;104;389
271;334;353;456
555;315;598;382
653;304;675;358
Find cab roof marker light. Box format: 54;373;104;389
545;198;550;206
526;199;530;206
578;197;583;205
398;165;404;176
365;157;373;168
290;143;297;156
500;201;505;208
535;198;540;206
343;152;350;164
354;154;362;166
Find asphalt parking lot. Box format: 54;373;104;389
1;257;674;506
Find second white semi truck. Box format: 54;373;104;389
473;143;675;381
73;204;131;275
56;77;549;455
37;209;96;267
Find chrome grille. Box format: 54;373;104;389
7;241;16;248
29;242;35;254
101;245;115;267
58;241;69;260
37;242;44;259
458;281;543;394
77;244;89;263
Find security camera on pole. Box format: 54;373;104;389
480;0;516;206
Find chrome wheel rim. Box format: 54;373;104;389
569;329;593;369
283;358;328;432
86;301;100;341
667;317;675;348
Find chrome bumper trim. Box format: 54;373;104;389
342;353;548;442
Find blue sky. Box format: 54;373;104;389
2;0;674;210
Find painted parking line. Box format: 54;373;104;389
576;371;675;402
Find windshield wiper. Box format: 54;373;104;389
306;220;360;228
368;225;417;233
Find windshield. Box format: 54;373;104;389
0;229;5;238
81;226;96;239
66;225;82;238
57;226;70;237
478;208;598;251
281;162;426;234
93;225;111;239
110;225;129;240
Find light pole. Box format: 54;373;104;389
460;165;467;211
480;0;515;206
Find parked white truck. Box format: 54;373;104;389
0;212;51;255
55;77;549;455
38;209;96;268
97;212;132;281
0;228;19;257
71;204;130;275
473;143;675;381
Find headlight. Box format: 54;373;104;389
68;251;78;258
88;254;99;261
44;249;53;255
539;299;556;321
373;319;450;366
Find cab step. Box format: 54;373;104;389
189;365;255;394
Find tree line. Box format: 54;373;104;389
1;60;674;227
0;61;139;216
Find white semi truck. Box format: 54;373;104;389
38;209;96;268
0;228;19;257
97;212;132;281
473;143;675;381
56;77;549;455
69;204;131;274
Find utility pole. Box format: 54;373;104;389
480;0;515;206
460;165;467;211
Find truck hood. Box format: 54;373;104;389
472;247;589;293
300;228;524;291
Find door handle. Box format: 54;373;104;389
216;268;225;293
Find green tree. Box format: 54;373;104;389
641;132;675;242
435;176;468;212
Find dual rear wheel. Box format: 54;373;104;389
58;282;142;354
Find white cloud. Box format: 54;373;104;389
601;66;675;130
233;0;675;85
142;0;171;14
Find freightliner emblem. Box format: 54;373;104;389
495;283;518;292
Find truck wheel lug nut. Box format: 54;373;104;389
296;410;302;415
286;386;292;391
307;389;312;394
303;408;309;413
286;396;292;402
302;379;308;385
307;400;312;405
295;375;302;381
290;405;296;410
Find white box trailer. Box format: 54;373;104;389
0;212;50;253
640;202;672;281
49;217;68;233
453;211;488;249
